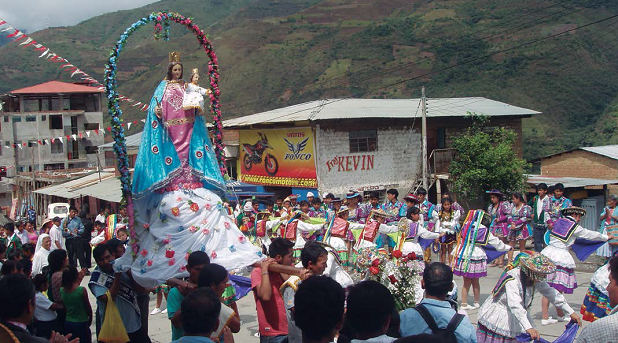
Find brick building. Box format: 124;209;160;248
541;145;618;181
527;145;618;231
224;98;538;202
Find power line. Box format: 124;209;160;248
365;13;618;94
225;0;593;114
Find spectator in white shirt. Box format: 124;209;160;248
16;220;29;245
48;217;65;251
33;274;61;339
94;209;106;226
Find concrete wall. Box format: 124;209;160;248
541;150;618;179
315;120;422;195
0;110;104;174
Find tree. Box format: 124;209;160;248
449;114;529;203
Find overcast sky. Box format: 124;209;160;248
0;0;160;33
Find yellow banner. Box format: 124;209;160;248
239;128;317;188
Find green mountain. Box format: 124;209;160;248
2;0;618;160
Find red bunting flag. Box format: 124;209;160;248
107;127;112;132
37;140;42;145
95;130;99;135
79;133;83;139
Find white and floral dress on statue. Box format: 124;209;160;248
114;76;261;289
182;82;211;114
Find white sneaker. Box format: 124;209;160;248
150;308;161;315
560;316;571;322
473;303;480;309
541;317;558;325
460;304;474;310
162;308;168;314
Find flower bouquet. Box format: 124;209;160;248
361;248;422;311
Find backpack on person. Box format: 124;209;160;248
414;304;464;343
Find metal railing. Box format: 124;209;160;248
429;148;456;175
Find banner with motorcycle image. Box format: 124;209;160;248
239;128;317;188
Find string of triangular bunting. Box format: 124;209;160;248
0;18;150;112
1;119;147;149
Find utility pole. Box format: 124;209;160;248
30;144;36;212
421;86;428;190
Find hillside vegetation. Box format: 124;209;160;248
2;0;618;160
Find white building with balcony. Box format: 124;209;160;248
0;81;105;174
0;81;105;212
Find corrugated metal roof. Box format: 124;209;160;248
34;172;116;199
10;81;103;95
77;177;122;203
223;98;540;127
581;145;618;161
99;132;142;151
527;175;618;188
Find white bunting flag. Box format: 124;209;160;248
127;122;132;130
71;134;77;141
86;131;91;138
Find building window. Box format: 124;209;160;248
3;117;8;122
437;127;446;149
41;115;46;121
51;140;63;154
84;123;100;130
25;115;36;122
349;130;378;153
12;116;21;123
49;115;63;129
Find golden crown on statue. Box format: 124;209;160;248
169;51;181;63
192;68;199;75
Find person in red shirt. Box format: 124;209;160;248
252;238;296;343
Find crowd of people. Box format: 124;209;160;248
0;182;617;343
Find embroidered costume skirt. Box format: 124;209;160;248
477;324;518;343
507;226;531;241
580;263;612;322
454;257;488;278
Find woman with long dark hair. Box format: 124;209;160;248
47;248;68;329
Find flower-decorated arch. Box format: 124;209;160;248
104;11;227;255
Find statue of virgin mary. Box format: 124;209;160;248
114;52;262;288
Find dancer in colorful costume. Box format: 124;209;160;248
540;206;608;324
487;190;511;267
255;211;283;252
396;207;440;276
596;194;618;257
434;197;461;264
453;210;511;310
114;52;262;288
281;211;324;261
354;209;399;251
477;252;581;342
546;183;572;228
416;187;436;262
580;259;614;322
506;193;532;264
323;206;361;268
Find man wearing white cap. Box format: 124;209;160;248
306;192;315;203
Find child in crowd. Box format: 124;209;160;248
116;227;128;242
281;242;329;343
434;197;460;264
507;193;532;265
198;263;241;341
33;274;61;339
61;266;92;343
294;276;345;343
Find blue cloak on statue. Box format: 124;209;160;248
132;80;225;199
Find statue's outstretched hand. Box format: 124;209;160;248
155;105;162;119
